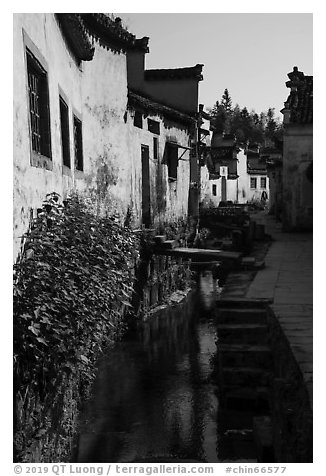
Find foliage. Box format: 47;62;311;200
209;90;283;146
13;192;140;403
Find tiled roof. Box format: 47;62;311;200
81;14;135;52
207;148;238;179
283;67;313;124
145;64;204;81
247;156;267;175
56;14;95;61
57;13;150;54
211;132;236;149
128;90;196;126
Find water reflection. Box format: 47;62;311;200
76;272;220;463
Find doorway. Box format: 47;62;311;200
141;145;151;227
221;176;227;201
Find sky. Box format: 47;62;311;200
118;13;312;119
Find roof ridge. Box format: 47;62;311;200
128;89;195;125
145;64;204;81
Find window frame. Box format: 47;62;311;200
260;177;267;189
133;111;143;129
73;112;84;173
153;137;159;161
212;184;217;196
148;118;160;135
166;143;179;182
59;92;71;172
23;29;52;171
250;177;257;189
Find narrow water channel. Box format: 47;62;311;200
75;271;221;463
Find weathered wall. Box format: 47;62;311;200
282;125;313;231
13;13;80;260
14;13;199;262
13;14;133;261
126;111;191;226
78;45;131;218
200;165;217;207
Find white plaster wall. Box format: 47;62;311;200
200;168;238;206
236;149;248;204
13;14;133;261
78;44;131;218
247;175;270;202
13;13;196;263
200;165;217;207
13;13;82;260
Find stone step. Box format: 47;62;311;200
158;239;179;249
254;260;265;270
153;235;167;244
241;257;256;269
216;307;267;325
219;366;272;387
221;239;234;251
217;344;272;369
217;323;269;345
253;416;275;462
221;386;270;412
161;247;242;263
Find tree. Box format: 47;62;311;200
210;100;227;134
221;88;232;112
209;90;283;145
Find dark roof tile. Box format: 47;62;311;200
145;64;204;81
283;67;313;124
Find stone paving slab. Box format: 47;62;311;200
246;213;313;406
219;211;313;406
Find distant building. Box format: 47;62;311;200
200;137;270;208
245;142;270;204
201;133;239;206
281;67;313;231
127;52;205;221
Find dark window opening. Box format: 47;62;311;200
26;48;51;158
212;184;217;196
260;177;267;189
153;137;159;160
74;115;83;171
134;111;143;129
166;144;179;181
59;96;70;168
250;177;257;189
148;119;160;135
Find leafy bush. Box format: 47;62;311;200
14;192;140;403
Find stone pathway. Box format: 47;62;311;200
246;213;313;406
